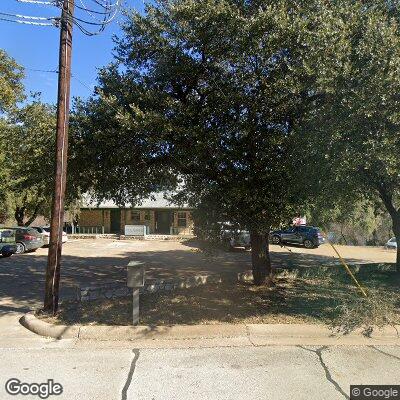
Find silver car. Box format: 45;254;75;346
221;226;251;250
32;226;68;246
385;237;397;249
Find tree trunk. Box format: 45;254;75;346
14;207;25;226
397;239;400;273
340;225;348;245
375;183;400;272
250;230;273;285
25;203;41;227
392;217;400;273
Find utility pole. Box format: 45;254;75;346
43;0;75;314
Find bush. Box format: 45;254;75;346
329;293;400;337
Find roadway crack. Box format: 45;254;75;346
121;349;140;400
369;345;400;362
298;346;349;400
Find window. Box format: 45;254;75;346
0;230;14;243
177;212;187;228
131;211;140;222
144;211;151;221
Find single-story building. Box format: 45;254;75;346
78;193;194;236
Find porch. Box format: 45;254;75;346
78;208;194;236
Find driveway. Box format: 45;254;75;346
0;238;396;316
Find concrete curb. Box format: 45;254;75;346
20;313;80;340
20;312;400;346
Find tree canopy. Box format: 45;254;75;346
0;49;24;112
74;0;400;280
0;98;57;225
74;0;329;283
300;0;400;270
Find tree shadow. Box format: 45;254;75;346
1;241;396;329
47;267;400;327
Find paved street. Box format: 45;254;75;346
0;332;399;400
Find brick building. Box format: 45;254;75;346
78;193;194;236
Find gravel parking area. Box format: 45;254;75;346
0;238;396;315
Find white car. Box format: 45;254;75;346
220;223;251;250
32;226;68;246
385;237;397;249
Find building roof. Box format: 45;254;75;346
82;192;191;210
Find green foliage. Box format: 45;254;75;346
0;50;24;220
308;198;392;245
0;98;56;225
75;0;322;232
330;293;400;337
75;0;400;279
0;49;25;112
300;1;400;262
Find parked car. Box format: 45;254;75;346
0;229;17;257
5;227;45;254
385;237;397;249
270;225;325;249
32;226;68;246
220;223;251;250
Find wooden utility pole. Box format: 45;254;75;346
43;0;75;314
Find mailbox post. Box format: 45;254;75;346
127;261;145;325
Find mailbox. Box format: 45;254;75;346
127;261;145;288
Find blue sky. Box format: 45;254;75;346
0;0;146;104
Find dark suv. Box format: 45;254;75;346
270;226;325;249
5;227;44;254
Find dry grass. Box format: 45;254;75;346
39;264;400;329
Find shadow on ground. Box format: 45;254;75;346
0;241;394;319
39;262;400;327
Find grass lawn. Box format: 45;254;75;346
40;263;400;328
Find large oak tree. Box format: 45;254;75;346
74;0;324;284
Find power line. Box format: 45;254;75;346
0;0;123;35
0;11;55;20
0;16;54;25
15;0;55;4
25;66;59;73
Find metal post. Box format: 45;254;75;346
127;261;145;326
132;288;140;325
43;0;75;314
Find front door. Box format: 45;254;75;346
110;209;121;233
156;211;171;234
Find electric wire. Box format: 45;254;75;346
15;0;54;5
0;0;122;35
0;16;54;25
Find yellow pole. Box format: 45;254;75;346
327;239;368;297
